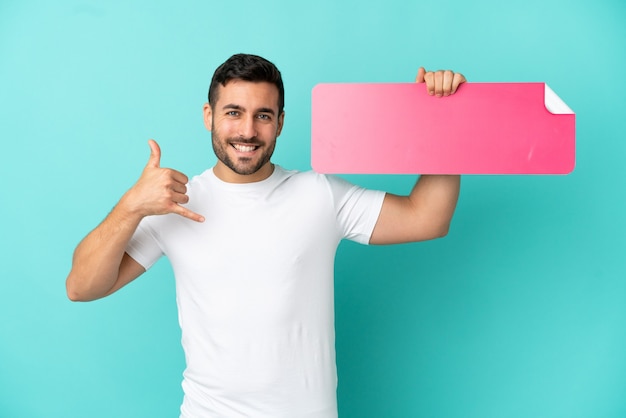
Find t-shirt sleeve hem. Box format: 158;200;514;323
125;241;158;271
357;190;386;245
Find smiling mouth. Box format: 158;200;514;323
231;143;259;152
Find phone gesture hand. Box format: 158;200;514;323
125;139;205;223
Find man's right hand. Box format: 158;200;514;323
122;139;205;223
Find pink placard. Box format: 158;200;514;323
311;83;575;174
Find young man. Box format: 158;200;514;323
66;53;465;417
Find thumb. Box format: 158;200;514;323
146;139;161;168
415;67;426;83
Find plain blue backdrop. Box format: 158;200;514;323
1;0;625;417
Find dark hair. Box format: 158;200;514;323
208;53;284;114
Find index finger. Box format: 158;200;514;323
174;205;205;223
415;67;426;83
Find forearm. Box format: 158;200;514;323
66;194;143;301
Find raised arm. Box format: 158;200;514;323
66;140;204;301
369;67;465;245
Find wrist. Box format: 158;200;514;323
116;189;148;223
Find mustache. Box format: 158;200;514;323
228;136;261;144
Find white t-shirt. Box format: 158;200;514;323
126;165;385;417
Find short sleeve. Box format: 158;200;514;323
324;175;386;245
125;219;164;270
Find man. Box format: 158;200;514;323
66;53;465;417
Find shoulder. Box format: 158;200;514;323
274;166;352;187
273;168;359;200
187;168;214;189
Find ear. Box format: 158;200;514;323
203;103;213;131
276;111;285;137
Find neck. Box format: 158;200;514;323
212;161;275;183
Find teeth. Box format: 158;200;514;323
233;144;256;152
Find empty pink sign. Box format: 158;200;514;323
311;83;575;174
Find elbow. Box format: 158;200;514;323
67;288;85;302
66;273;92;302
67;292;82;302
67;287;96;302
434;230;449;240
66;280;83;302
431;222;451;240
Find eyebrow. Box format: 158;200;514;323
222;103;275;115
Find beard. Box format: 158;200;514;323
211;128;276;176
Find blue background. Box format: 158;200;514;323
1;0;625;417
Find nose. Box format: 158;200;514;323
238;115;257;139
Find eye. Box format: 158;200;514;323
227;110;239;117
257;114;271;120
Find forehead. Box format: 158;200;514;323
215;79;280;111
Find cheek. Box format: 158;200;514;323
262;122;281;137
214;119;236;136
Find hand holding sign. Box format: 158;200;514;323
416;67;466;97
